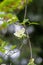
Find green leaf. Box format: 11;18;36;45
2;22;8;28
11;45;16;50
23;19;29;23
0;40;8;53
0;14;5;18
0;13;19;30
28;22;39;25
0;47;5;53
6;13;13;18
0;0;32;12
21;19;29;24
0;58;3;63
0;0;21;12
1;42;8;48
0;39;8;48
7;16;19;24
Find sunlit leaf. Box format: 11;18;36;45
2;22;8;28
0;0;32;12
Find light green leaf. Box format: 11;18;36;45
2;22;8;28
0;47;5;53
22;19;29;24
28;22;39;25
11;45;16;50
1;42;8;48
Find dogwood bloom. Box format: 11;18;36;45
14;27;25;38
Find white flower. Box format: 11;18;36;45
10;49;20;59
0;20;3;25
14;28;25;38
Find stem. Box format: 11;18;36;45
27;35;32;58
29;39;32;58
24;0;32;59
24;0;28;19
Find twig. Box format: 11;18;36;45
24;0;32;59
27;35;32;58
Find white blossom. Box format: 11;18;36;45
14;27;25;38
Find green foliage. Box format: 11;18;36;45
0;39;8;53
0;0;32;12
0;58;3;63
0;0;23;12
0;0;21;12
11;45;16;50
0;47;5;53
0;13;18;30
21;19;39;26
21;19;29;24
28;22;39;25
